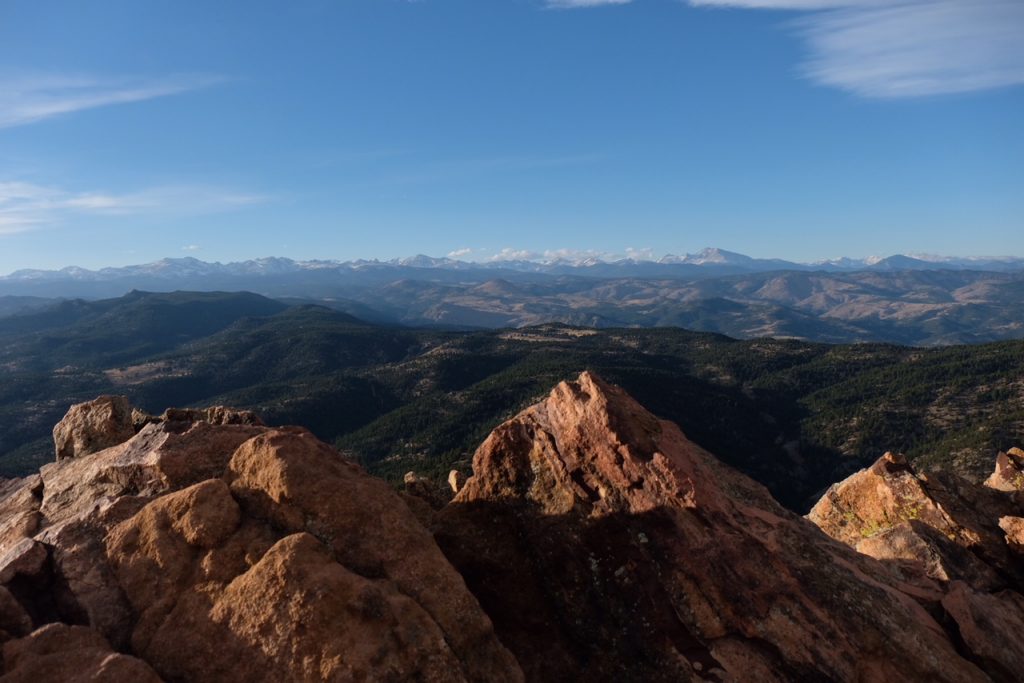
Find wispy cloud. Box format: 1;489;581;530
0;180;266;235
689;0;1024;97
0;72;223;129
546;0;632;8
690;1;875;7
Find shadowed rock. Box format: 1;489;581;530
1;623;161;682
1;379;1022;681
809;448;1024;681
436;372;989;682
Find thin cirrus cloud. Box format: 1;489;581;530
545;0;632;8
0;72;223;129
0;181;266;235
689;0;1024;97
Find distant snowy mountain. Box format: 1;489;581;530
661;248;760;266
2;248;1021;299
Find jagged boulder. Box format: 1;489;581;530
1001;516;1024;551
0;410;520;682
403;471;450;509
806;451;1022;588
808;448;1024;682
226;429;520;681
986;447;1024;492
436;372;987;683
39;419;266;527
52;396;136;461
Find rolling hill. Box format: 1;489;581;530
0;291;1021;511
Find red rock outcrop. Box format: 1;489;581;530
0;398;520;682
808;447;1024;680
986;446;1024;492
3;378;1023;682
435;372;993;682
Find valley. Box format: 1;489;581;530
2;290;1021;512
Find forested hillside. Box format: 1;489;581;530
1;291;1021;510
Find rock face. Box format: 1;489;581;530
2;377;1023;682
435;372;1000;682
809;446;1024;680
0;398;520;682
2;623;162;682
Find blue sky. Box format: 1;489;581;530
1;0;1021;273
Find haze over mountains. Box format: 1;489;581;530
5;248;1024;288
2;249;1023;346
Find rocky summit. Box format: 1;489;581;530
0;377;1021;681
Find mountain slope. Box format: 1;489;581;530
2;291;1021;511
4;257;1024;346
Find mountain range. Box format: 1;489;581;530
6;255;1024;346
5;248;1024;289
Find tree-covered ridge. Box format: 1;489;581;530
0;292;1021;511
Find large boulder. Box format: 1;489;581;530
809;448;1024;682
0;411;520;682
226;429;521;682
985;447;1024;492
436;372;987;683
807;451;1023;589
52;396;137;461
0;623;161;682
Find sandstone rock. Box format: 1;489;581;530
448;469;466;495
0;413;521;682
164;532;468;681
1;623;161;682
809;447;1024;679
0;539;47;584
0;586;32;639
0;477;42;557
404;471;449;509
808;452;957;546
1000;516;1024;551
942;581;1024;682
35;517;136;649
52;396;136;461
228;429;522;682
6;383;1024;682
808;451;1022;588
39;420;265;526
437;372;986;683
985;447;1024;492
